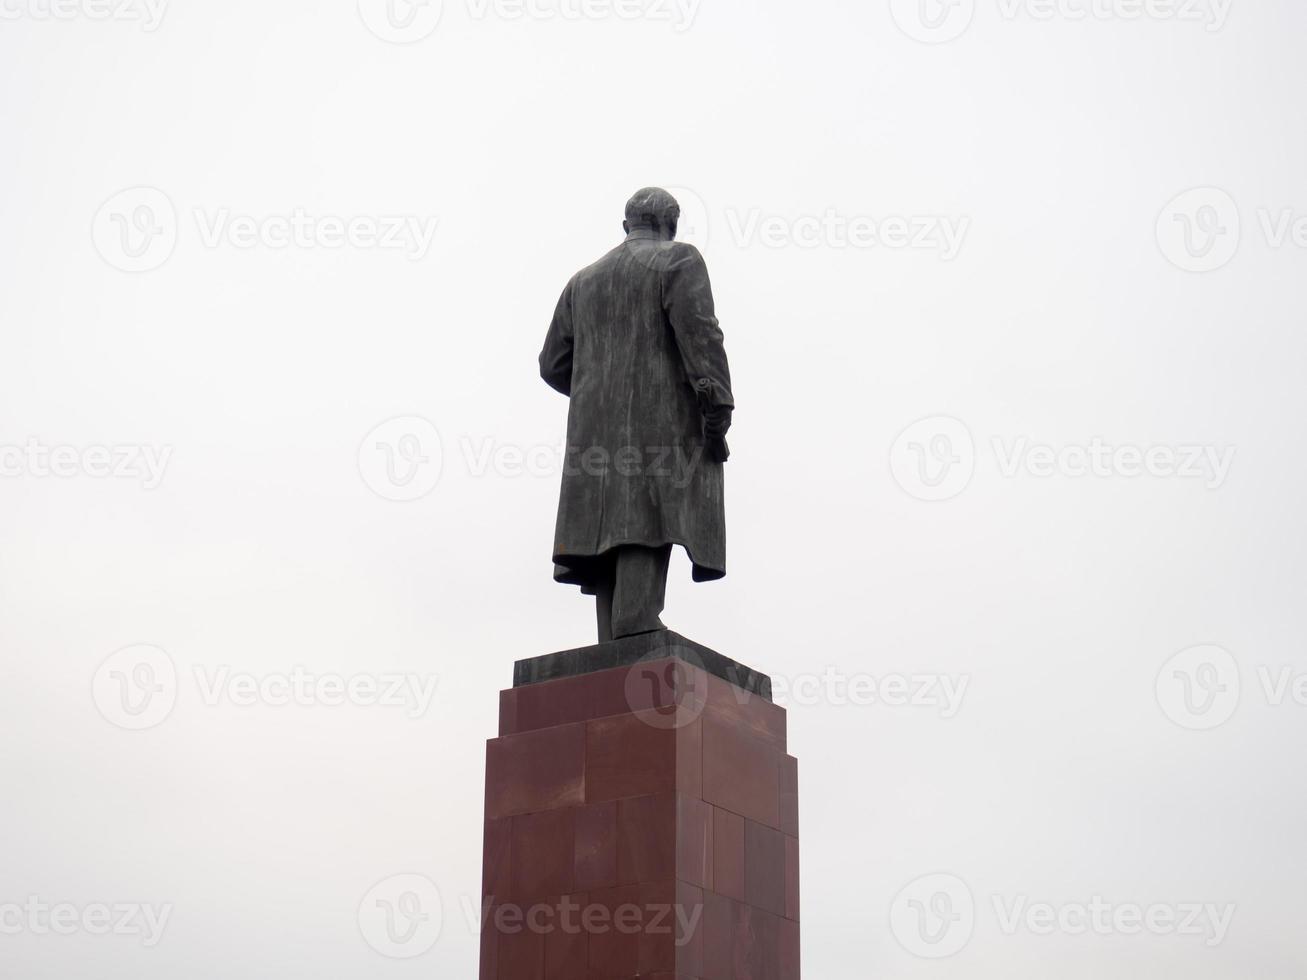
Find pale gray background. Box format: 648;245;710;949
2;0;1305;977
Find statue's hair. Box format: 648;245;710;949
625;187;681;229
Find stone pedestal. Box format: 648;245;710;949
480;632;799;980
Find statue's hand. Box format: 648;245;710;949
708;434;731;463
703;405;732;463
704;405;732;438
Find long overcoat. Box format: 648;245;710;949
539;230;734;587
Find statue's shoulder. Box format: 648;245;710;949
663;241;708;275
578;243;628;277
568;257;605;290
643;240;705;269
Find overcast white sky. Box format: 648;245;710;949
2;0;1306;977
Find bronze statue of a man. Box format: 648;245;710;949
539;188;734;643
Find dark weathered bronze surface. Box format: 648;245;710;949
540;188;734;640
513;629;772;701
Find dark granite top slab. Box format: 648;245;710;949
514;630;772;702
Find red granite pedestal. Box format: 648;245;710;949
480;639;799;980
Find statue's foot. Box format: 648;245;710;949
611;619;668;641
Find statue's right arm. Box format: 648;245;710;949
539;279;575;396
664;245;734;460
663;245;733;413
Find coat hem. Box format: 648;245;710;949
553;538;725;589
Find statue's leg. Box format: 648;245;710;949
610;544;673;639
591;552;617;643
595;582;614;643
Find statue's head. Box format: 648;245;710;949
623;187;680;240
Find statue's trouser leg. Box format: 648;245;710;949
610;544;673;639
593;550;618;643
595;581;615;643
